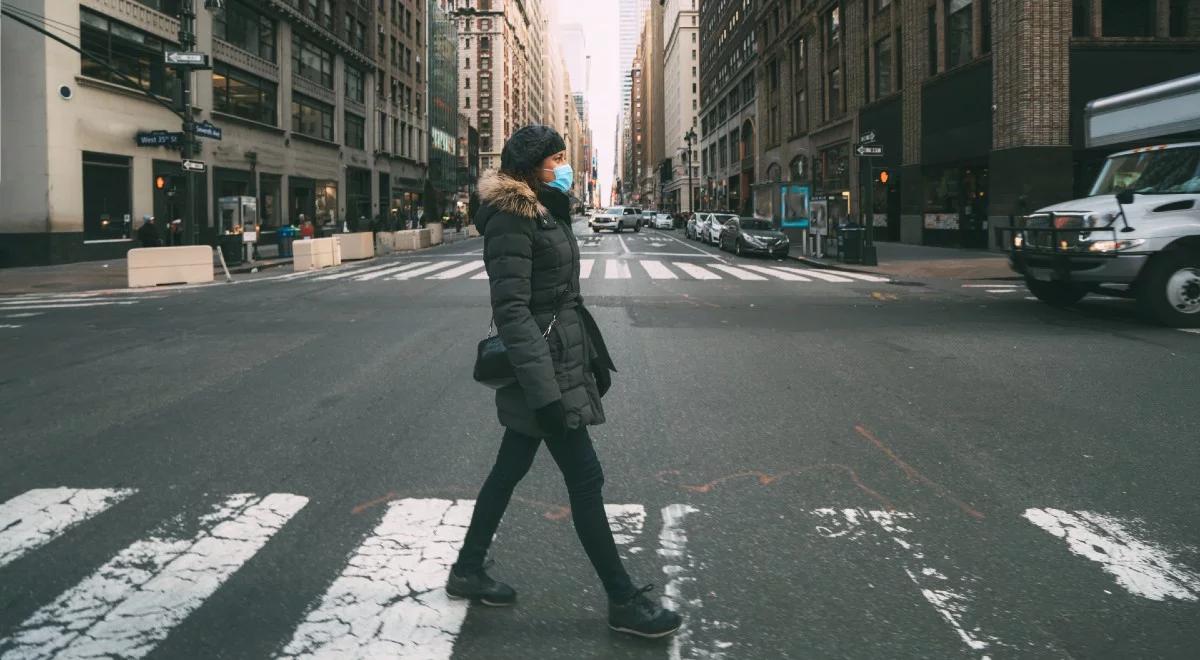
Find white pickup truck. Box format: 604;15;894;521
1007;73;1200;327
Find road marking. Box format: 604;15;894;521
1023;508;1200;602
618;235;631;254
579;258;594;279
814;508;1000;656
470;268;491;280
1178;328;1200;335
1;493;307;660
314;262;403;281
740;265;811;281
390;261;461;280
278;498;474;659
0;296;159;305
986;289;1018;294
672;262;722;280
775;266;851;283
831;271;892;283
428;260;485;279
0;324;22;329
639;260;678;279
3;312;43;318
658;504;720;660
0;301;140;311
0;488;137;570
605;259;632;279
606;504;647;556
709;264;767;281
962;284;1019;288
354;261;431;281
580;250;618;255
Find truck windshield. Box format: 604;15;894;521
1090;146;1200;195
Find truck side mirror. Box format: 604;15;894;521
1116;189;1135;205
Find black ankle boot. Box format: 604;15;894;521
445;561;517;607
608;584;682;639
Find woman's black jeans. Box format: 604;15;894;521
455;426;635;601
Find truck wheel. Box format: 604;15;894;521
1025;279;1087;307
1137;250;1200;327
592;227;600;233
633;224;640;233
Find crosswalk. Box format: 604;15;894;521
292;258;891;285
2;486;1197;658
0;291;162;328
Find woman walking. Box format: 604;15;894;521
446;125;682;639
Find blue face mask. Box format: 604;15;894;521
545;164;573;192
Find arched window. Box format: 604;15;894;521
789;155;806;182
765;163;782;182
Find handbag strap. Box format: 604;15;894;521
488;289;567;340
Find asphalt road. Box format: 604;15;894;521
2;219;1198;659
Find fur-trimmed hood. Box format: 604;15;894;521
475;172;548;230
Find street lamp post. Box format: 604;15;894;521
682;128;696;214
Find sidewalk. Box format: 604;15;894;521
789;241;1017;281
0;229;481;295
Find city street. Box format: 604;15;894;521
2;219;1198;659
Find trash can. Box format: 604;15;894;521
836;224;864;264
218;234;244;266
277;225;296;258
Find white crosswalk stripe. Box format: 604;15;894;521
605;259;632;279
314;262;404;281
579;258;595;279
391;261;461;280
709;264;768;281
639;260;678;279
776;266;851;283
429;260;486;279
0;488;136;570
1;493;307;660
672;262;722;280
740;265;812;281
353;261;430;281
830;270;892;283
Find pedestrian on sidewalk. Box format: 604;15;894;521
448;124;682;640
137;215;162;247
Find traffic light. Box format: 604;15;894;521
155;175;167;190
877;168;890;184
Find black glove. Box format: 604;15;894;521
593;362;612;398
535;400;567;438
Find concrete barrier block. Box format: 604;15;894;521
338;231;374;260
394;229;433;251
427;222;444;246
375;231;395;254
127;246;214;287
294;237;337;271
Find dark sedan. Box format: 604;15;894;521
718;217;791;258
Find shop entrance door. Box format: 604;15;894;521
289;178;315;227
959;167;989;249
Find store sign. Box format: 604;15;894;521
431;128;455;153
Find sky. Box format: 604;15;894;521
550;0;620;203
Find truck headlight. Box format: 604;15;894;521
1087;238;1144;253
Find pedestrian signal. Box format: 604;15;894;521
877;169;890;184
155;175;167;190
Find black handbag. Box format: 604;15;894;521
473;314;558;390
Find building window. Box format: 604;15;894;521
980;0;991;53
793;88;807;134
213;63;277;124
1073;0;1093;36
345;112;365;149
827;68;842;117
320;0;334;30
874;35;893;98
876;0;892;11
1103;0;1156;36
292;34;333;88
82;152;132;241
825;5;840;46
214;0;276;61
134;0;180;15
292;94;334;141
928;6;939;75
1170;0;1198;36
345;66;364;103
945;0;973;68
79;9;178;99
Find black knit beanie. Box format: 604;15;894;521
500;125;567;174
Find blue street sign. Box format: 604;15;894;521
192;120;223;140
136;130;182;147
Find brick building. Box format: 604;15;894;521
699;0;757;215
754;0;1200;250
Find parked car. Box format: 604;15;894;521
703;213;739;244
654;212;674;229
719;217;791;258
640;210;657;228
589;206;642;233
686;214;703;239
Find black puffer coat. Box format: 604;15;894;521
475;171;615;437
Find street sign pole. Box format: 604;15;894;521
857;130;880;265
178;0;197;246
